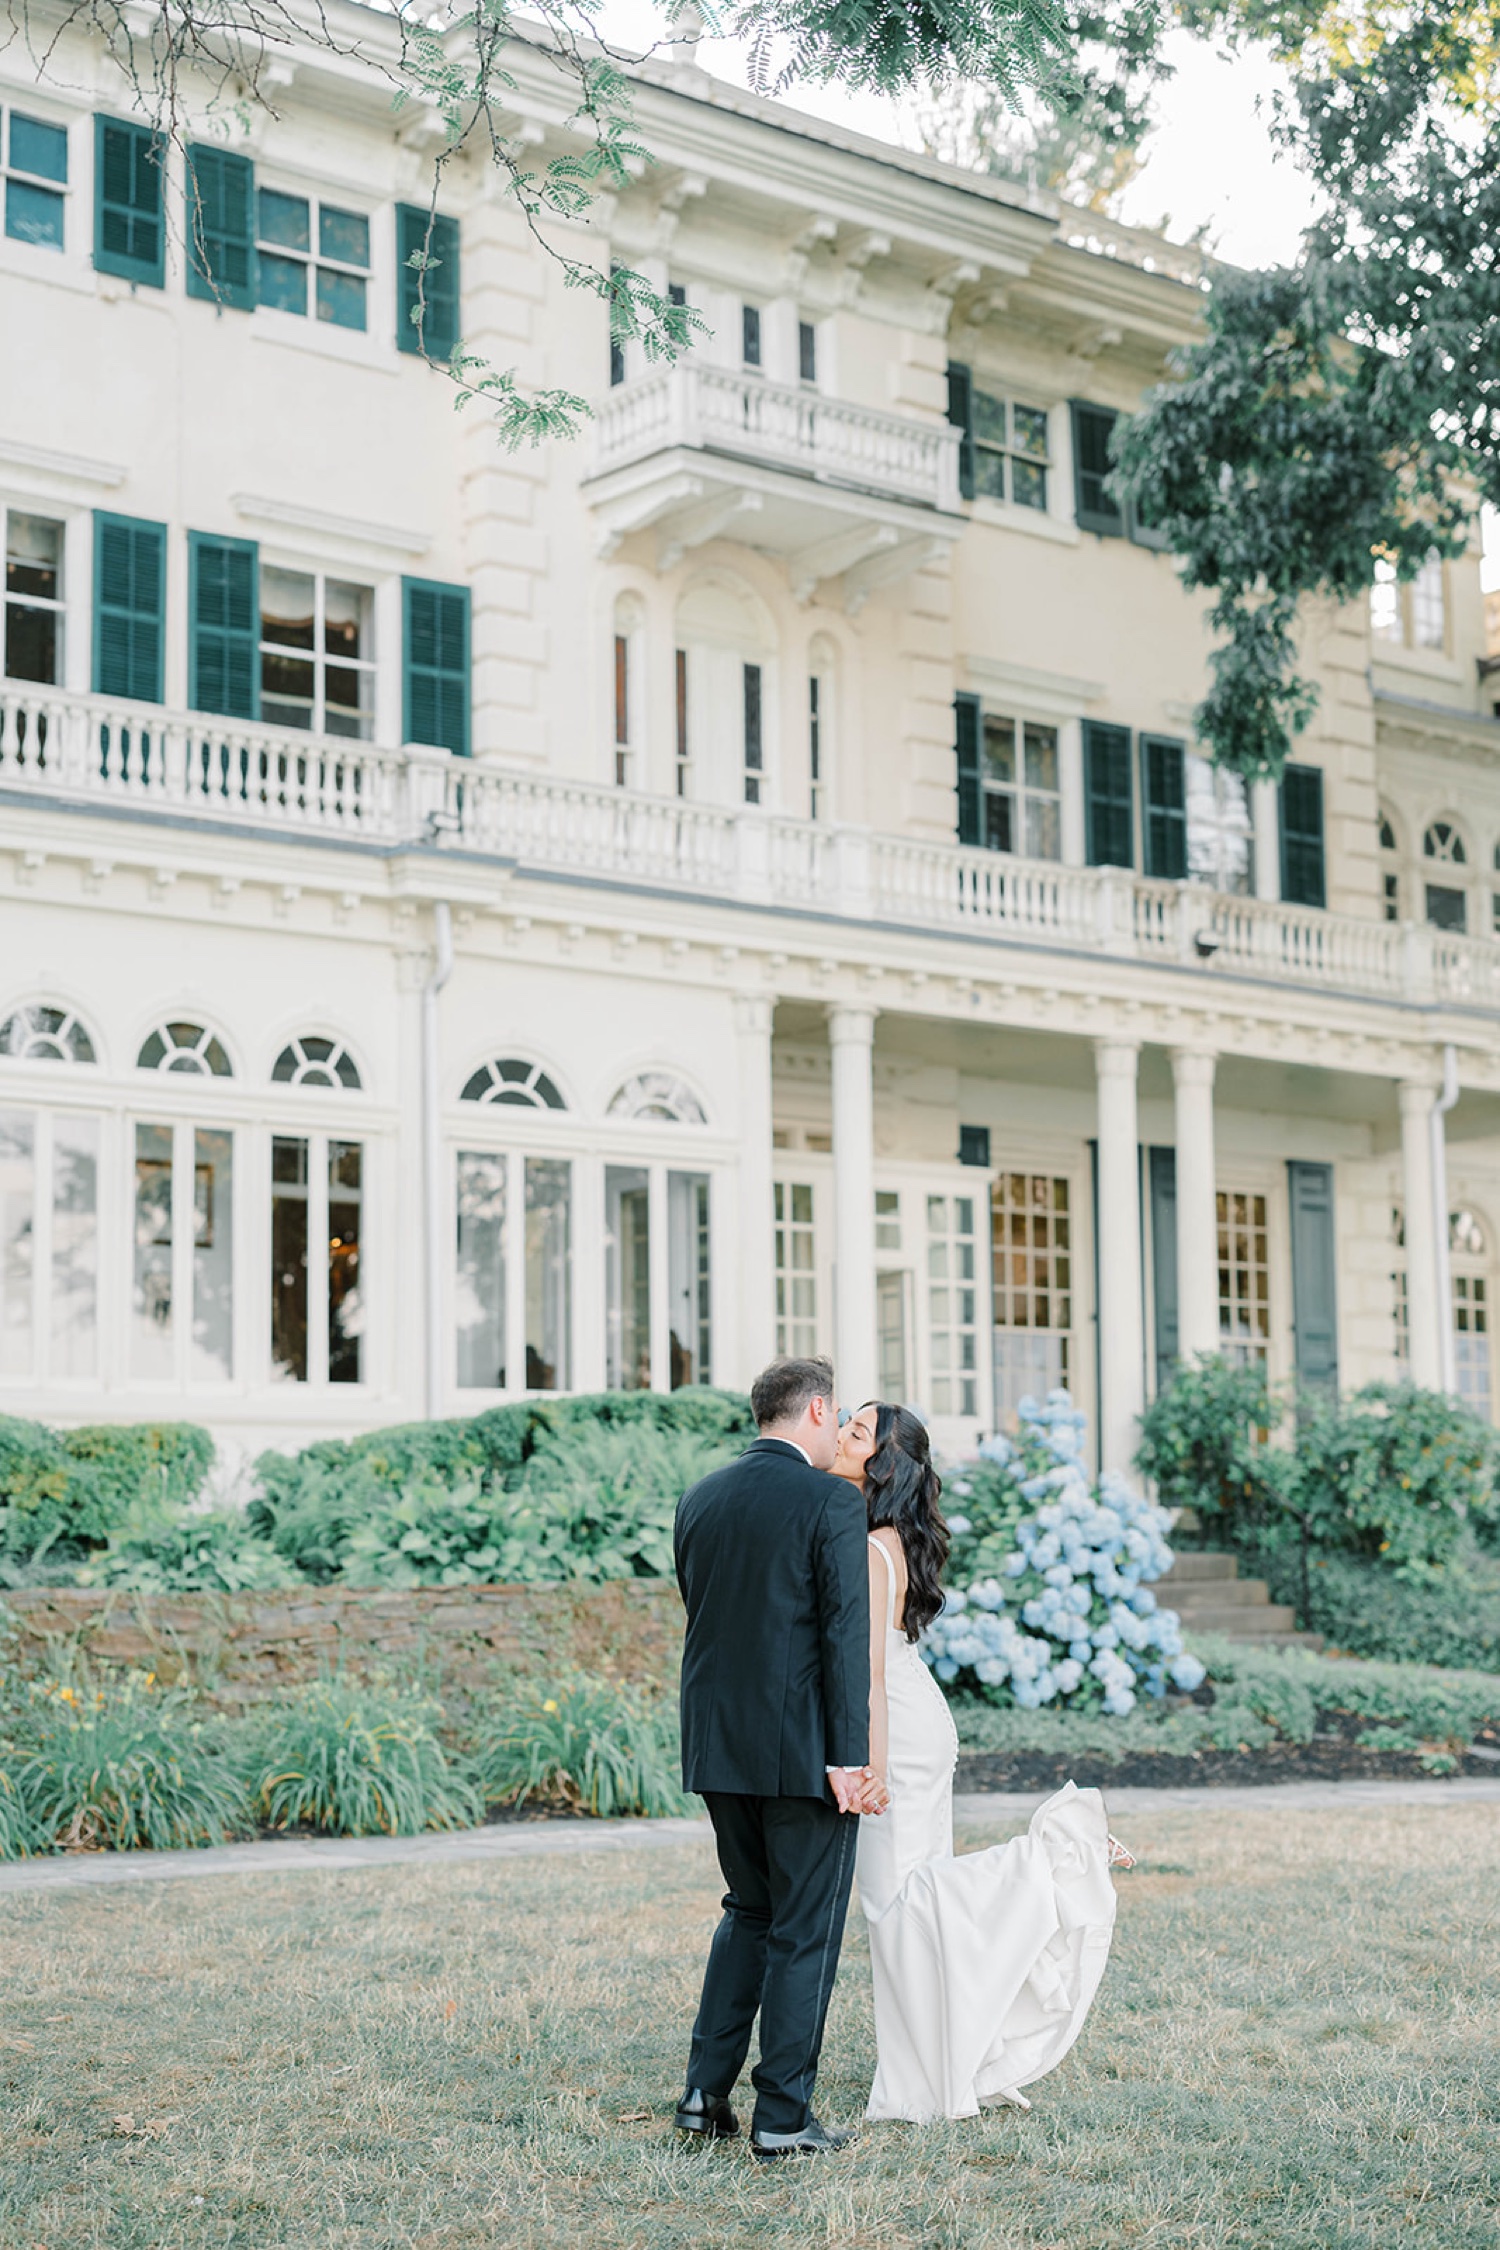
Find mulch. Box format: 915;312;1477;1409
958;1726;1500;1793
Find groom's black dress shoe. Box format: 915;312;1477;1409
674;2088;739;2139
750;2117;854;2162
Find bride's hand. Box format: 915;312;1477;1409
859;1769;890;1817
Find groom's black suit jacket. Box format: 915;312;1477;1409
675;1436;870;1800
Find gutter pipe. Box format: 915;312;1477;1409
1430;1043;1460;1396
422;900;454;1419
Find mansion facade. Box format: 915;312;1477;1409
3;8;1500;1470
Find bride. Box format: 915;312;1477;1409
832;1401;1128;2124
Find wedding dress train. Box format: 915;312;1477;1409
855;1538;1119;2122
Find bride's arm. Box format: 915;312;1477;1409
866;1544;889;1797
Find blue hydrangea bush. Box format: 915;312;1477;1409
925;1391;1207;1715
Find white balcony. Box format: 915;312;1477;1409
6;681;1498;1013
584;364;964;605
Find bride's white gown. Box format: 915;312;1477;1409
855;1537;1119;2123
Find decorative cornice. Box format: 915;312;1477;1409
0;437;126;489
231;494;431;557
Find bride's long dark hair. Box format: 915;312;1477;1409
863;1403;949;1643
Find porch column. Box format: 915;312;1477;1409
733;995;776;1384
1399;1079;1442;1387
1095;1038;1144;1479
1172;1048;1219;1361
829;1004;879;1401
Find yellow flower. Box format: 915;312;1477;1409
542;1699;559;1714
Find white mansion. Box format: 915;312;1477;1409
3;6;1500;1471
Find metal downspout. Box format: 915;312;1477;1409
422;901;454;1419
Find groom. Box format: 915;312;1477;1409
673;1355;882;2161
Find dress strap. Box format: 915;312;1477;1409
868;1533;899;1633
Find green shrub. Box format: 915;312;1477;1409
1134;1355;1290;1534
13;1673;248;1851
474;1673;690;1817
248;1680;481;1836
1250;1536;1500;1672
0;1416;214;1580
78;1504;304;1594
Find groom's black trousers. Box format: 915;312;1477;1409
687;1791;859;2135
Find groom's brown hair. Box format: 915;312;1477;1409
751;1356;835;1431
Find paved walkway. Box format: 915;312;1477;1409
1;1777;1497;1896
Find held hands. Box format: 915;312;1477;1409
827;1765;890;1818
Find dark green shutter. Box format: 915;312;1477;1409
1288;1160;1339;1393
94;117;165;286
404;578;470;754
1084;720;1133;867
954;690;982;846
1141;734;1187;879
185;145;255;309
189;533;259;718
946;361;976;502
1148;1146;1178;1383
397;205;460;361
92;512;166;703
1070;400;1123;535
1280;762;1326;907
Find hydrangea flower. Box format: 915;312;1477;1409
921;1390;1204;1717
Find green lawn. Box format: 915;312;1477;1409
3;1803;1498;2248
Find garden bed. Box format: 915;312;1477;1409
957;1729;1500;1792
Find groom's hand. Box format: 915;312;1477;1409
826;1766;866;1816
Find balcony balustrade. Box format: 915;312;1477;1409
4;681;1495;1012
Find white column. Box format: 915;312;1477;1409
1095;1039;1144;1479
733;995;776;1384
1400;1080;1442;1388
1171;1048;1219;1362
829;1004;878;1401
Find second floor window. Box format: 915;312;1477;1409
743;662;763;804
260;568;374;738
972;393;1049;510
742;303;762;369
257;189;370;330
4;511;63;684
4;110;67;250
983;713;1060;858
1423;819;1467;932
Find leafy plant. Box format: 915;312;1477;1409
78;1504;303;1595
0;1416;214;1579
14;1673;248;1852
474;1673;689;1818
1134;1355;1289;1531
1247;1537;1500;1675
248;1681;481;1836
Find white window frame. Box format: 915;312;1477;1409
2;104;70;257
0;1097;104;1390
258;561;377;742
268;1123;367;1389
254;183;372;331
3;504;67;688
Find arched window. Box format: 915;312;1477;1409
0;1004;95;1063
137;1022;233;1076
608;1071;707;1124
1451;1207;1491;1417
1377;808;1402;923
273;1036;361;1090
461;1058;566;1109
1422;822;1468;933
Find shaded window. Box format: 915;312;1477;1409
137;1022;233;1077
272;1036;361;1090
461;1058;566;1109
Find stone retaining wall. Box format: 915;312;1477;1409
0;1580;685;1696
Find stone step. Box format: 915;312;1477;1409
1166;1578;1271;1611
1161;1551;1240;1584
1175;1601;1302;1637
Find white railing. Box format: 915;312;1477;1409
591;364;962;512
5;680;1496;1011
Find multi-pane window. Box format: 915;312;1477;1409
4;512;64;684
982;714;1060;858
990;1172;1071;1419
1411;554;1446;649
877;1270;908;1400
1371;552;1446;650
798;320;817;384
605;1164;651;1390
774;1181;816;1357
743;662;764;805
260;569;374;739
0;1005;94;1063
1217;1189;1270;1363
608;265;626;387
4;110;67;249
138;1021;233;1076
455;1151;571;1392
808;675;824;820
875;1188;901;1252
1370;557;1400;642
0;1108;99;1383
257;189;370;329
270;1134;363;1385
1378;812;1402;923
1423;820;1467;933
927;1194;978;1417
667;1171;711;1388
675;648;689;797
614;632;631;786
742;304;762;369
133;1122;234;1383
971;392;1049;510
273;1036;361;1090
1451;1207;1491;1418
1186;754;1253;894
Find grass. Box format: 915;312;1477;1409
2;1801;1498;2247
